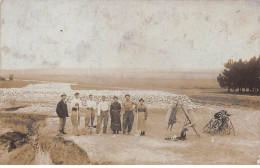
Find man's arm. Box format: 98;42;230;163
79;100;83;109
56;102;61;116
110;103;113;116
119;103;122;112
121;102;125;113
97;103;101;116
93;101;97;110
131;102;137;111
108;102;111;117
70;99;76;108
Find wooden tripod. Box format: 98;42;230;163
180;105;200;137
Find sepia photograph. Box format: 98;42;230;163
0;0;259;166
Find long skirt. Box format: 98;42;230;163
137;112;146;131
110;110;121;131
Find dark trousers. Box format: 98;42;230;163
90;109;95;126
123;110;134;133
59;117;66;131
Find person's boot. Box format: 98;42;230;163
116;130;119;134
143;131;145;136
140;131;143;136
177;128;188;140
112;130;116;134
61;129;67;134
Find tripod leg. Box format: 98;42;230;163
166;123;170;131
170;124;173;131
191;125;200;137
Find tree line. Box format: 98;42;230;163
217;56;260;94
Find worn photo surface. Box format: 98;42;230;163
0;0;259;165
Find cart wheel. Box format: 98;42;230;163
220;123;230;136
211;119;221;135
229;121;236;135
203;120;212;133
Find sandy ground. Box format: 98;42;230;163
0;80;259;165
61;105;259;165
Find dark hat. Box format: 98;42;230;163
61;93;66;97
139;98;144;102
113;95;118;99
125;94;130;97
74;92;79;95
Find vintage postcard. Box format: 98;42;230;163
0;0;259;165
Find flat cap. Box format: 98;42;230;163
113;95;118;99
61;93;66;97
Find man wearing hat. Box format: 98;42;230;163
86;94;97;128
96;95;110;134
56;94;69;134
122;94;137;135
110;96;122;134
70;92;82;136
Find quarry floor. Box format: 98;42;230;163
0;104;259;165
0;81;259;165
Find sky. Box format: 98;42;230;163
1;0;260;71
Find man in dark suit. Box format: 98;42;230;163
56;94;69;134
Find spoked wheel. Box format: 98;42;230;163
203;115;235;136
219;122;230;136
203;119;213;133
211;119;221;135
228;121;236;135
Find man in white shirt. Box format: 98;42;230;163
96;95;110;134
83;94;97;134
70;92;82;136
86;94;97;127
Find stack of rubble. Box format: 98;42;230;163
0;82;200;115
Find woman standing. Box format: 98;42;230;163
137;98;148;136
110;96;122;134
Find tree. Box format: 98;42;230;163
217;56;260;95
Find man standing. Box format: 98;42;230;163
86;94;97;127
56;94;69;134
96;96;110;134
110;96;121;134
122;94;137;135
83;94;97;134
70;92;82;136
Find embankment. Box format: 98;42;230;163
0;112;90;165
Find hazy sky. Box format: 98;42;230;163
1;0;260;70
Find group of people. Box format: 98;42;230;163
56;93;148;136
